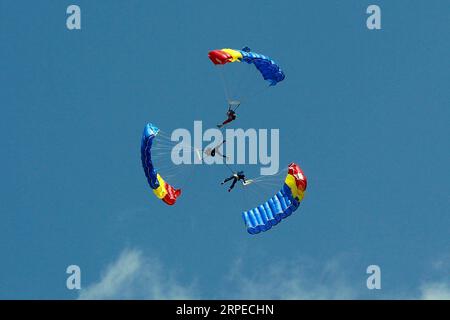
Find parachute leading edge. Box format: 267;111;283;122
208;48;285;86
141;123;181;205
242;163;307;235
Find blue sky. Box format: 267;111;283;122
0;0;448;299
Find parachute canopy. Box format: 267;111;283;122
208;47;285;86
141;123;181;205
242;163;307;235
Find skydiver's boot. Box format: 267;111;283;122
217;124;223;129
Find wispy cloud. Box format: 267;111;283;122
420;282;450;300
419;255;450;300
78;249;196;299
79;248;449;300
226;257;356;299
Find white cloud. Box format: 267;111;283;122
78;249;196;300
227;257;356;299
79;249;449;300
80;249;357;300
420;282;450;300
418;255;450;300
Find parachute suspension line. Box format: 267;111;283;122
153;140;186;150
234;84;270;107
148;132;200;186
157;130;181;143
224;162;236;175
156;130;211;163
242;182;250;210
219;67;243;112
251;174;285;182
151;158;193;185
250;181;282;188
150;151;198;182
217;63;255;113
147;147;192;184
158;132;200;153
249;182;280;195
250;167;288;182
250;175;282;184
157;130;200;153
159;161;195;184
157;130;180;141
241;181;264;208
218;66;231;104
249;84;270;101
230;101;241;112
180;158;197;190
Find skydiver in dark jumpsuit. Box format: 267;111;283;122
221;171;247;192
216;47;250;129
217;107;237;129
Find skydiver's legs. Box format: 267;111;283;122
222;118;233;125
217;119;232;129
228;178;238;192
217;116;236;128
221;176;234;184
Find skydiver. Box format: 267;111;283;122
221;170;247;192
204;140;228;159
217;107;237;129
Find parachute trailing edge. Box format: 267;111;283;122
141;123;181;205
208;48;285;86
242;163;307;235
